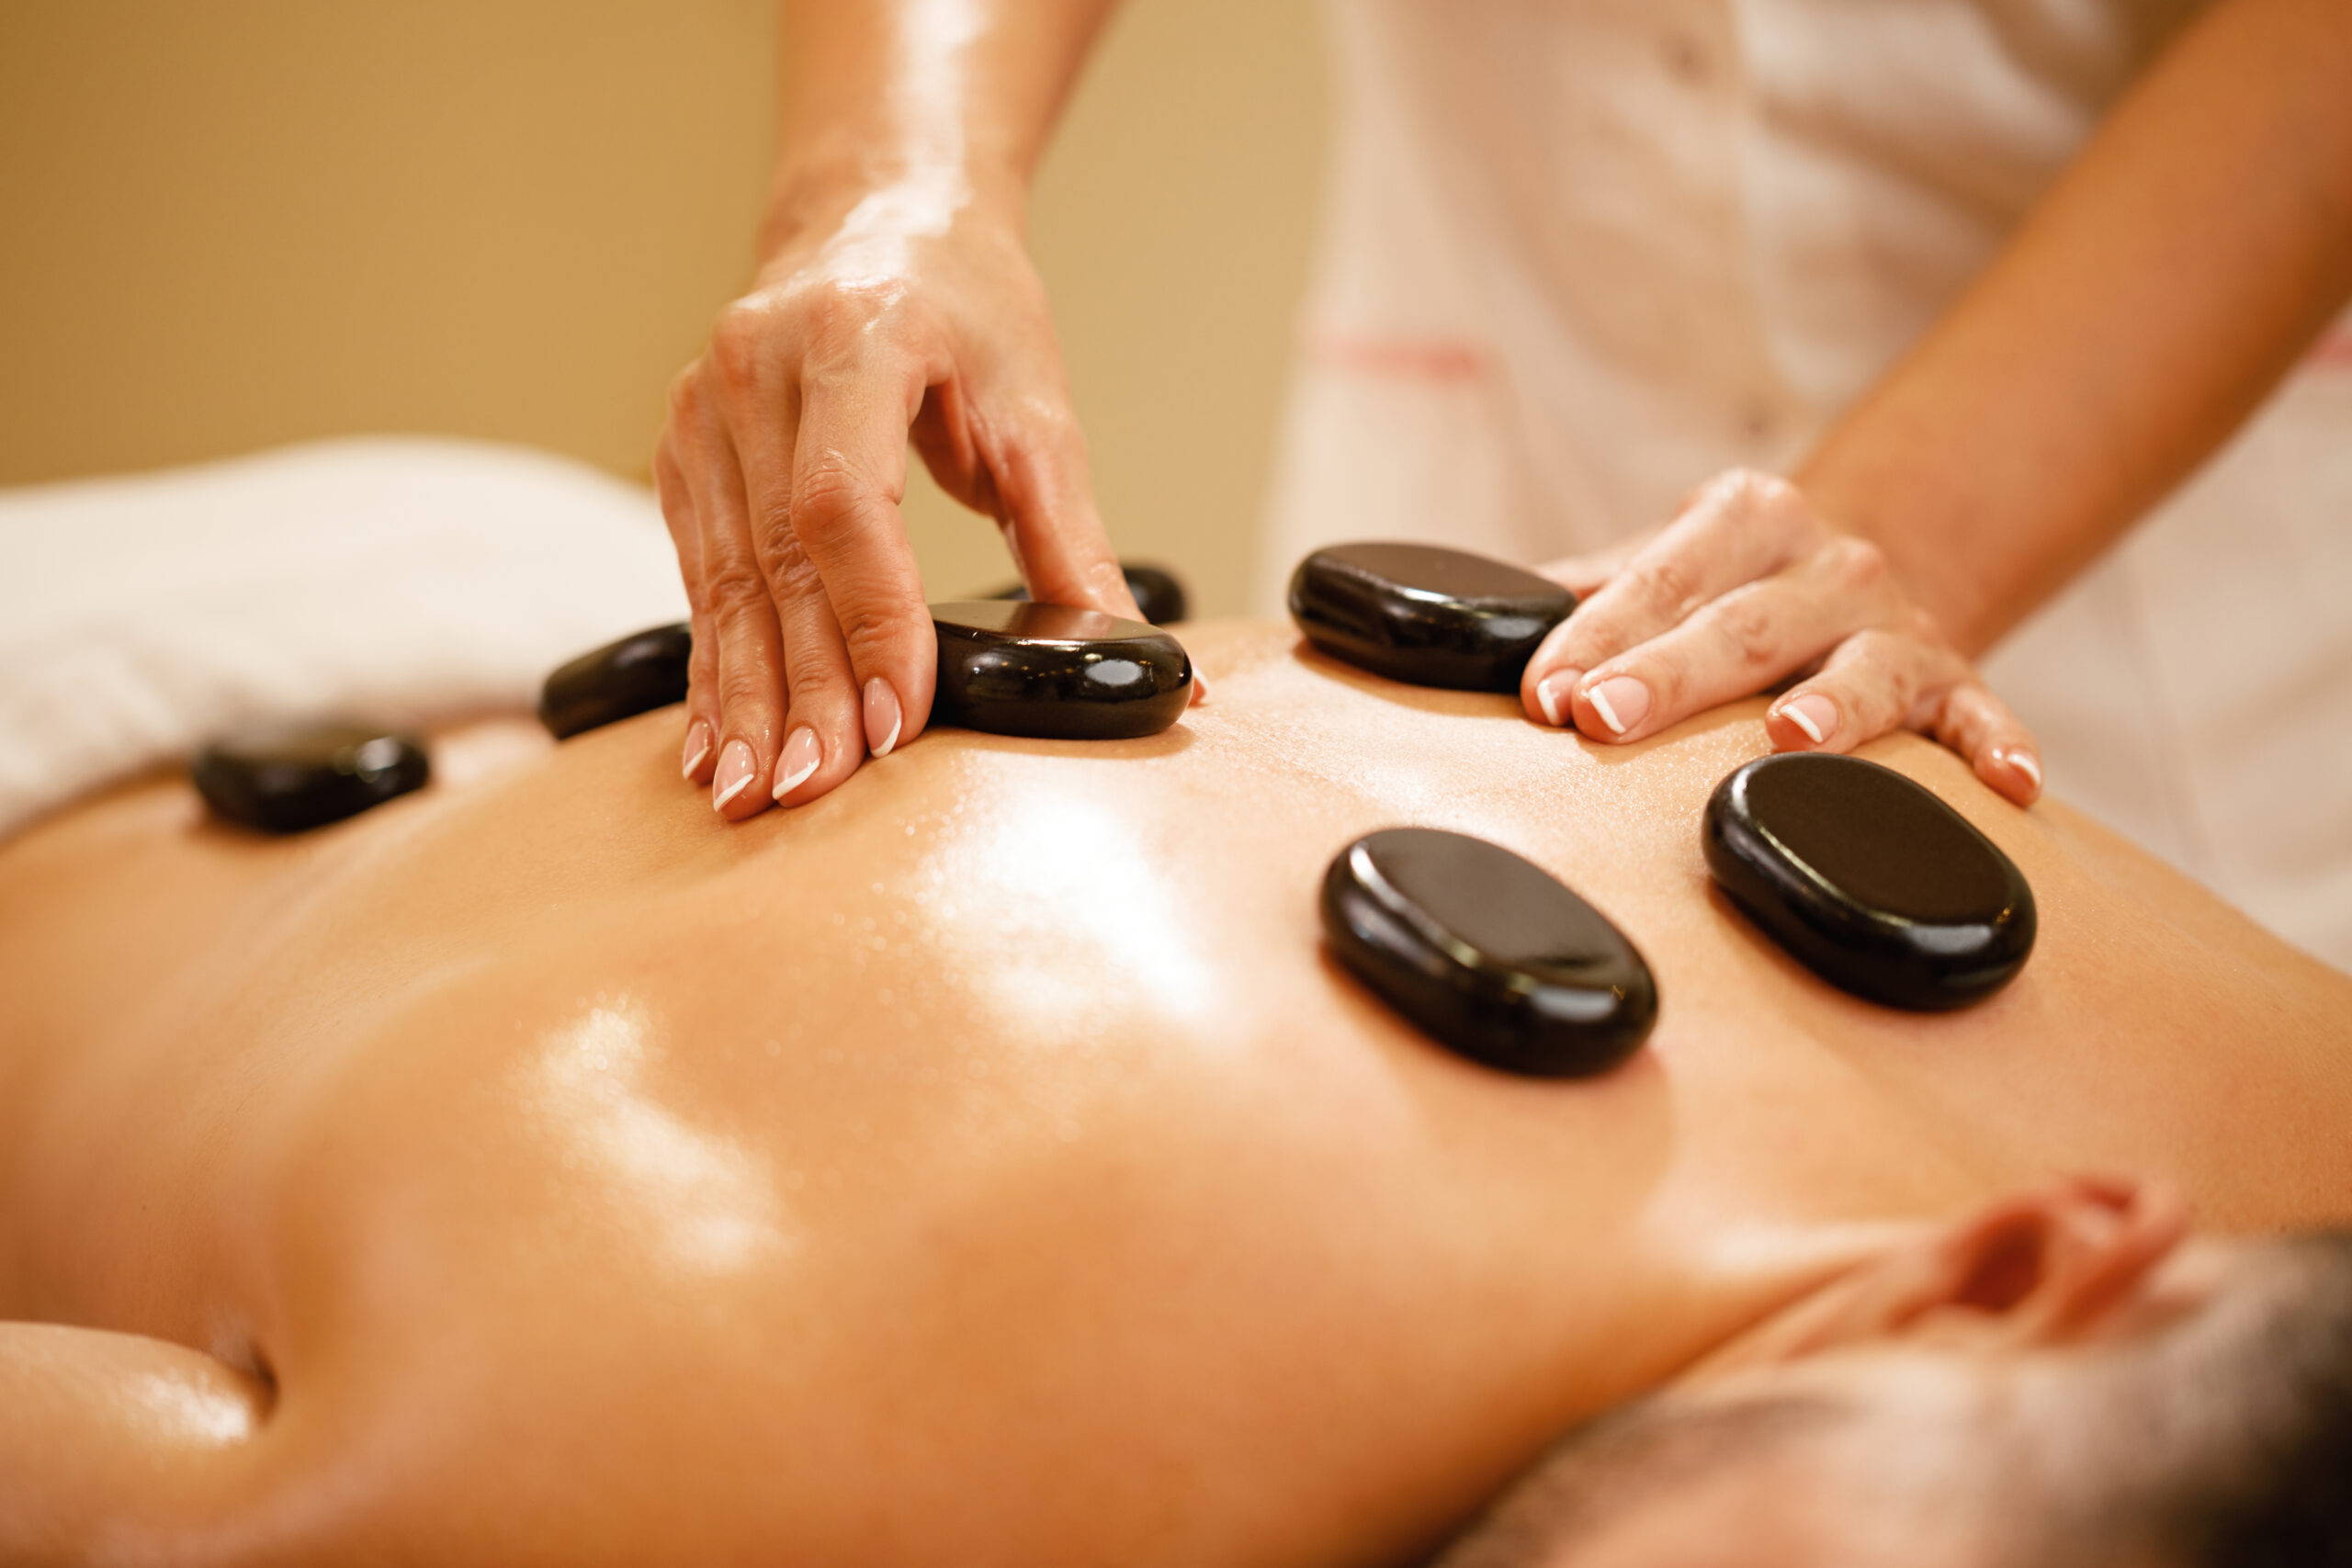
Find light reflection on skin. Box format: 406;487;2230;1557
942;779;1225;1042
128;1370;256;1448
520;1000;793;1273
820;0;984;289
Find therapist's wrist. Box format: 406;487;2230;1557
1792;447;2002;660
758;145;1032;266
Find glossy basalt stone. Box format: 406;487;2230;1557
990;561;1190;626
930;600;1193;740
1703;753;2037;1010
1321;827;1657;1077
1288;542;1577;692
538;621;693;739
191;721;430;834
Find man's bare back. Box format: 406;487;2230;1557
3;621;2348;1567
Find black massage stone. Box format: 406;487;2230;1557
1288;542;1576;692
1703;753;2036;1010
192;721;430;834
992;561;1190;626
931;600;1193;740
1321;828;1657;1078
538;621;693;740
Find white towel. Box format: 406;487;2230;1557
0;435;690;840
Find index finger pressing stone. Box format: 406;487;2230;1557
1289;543;1576;692
990;560;1191;626
1703;753;2036;1010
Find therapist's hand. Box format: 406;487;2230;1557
658;186;1139;820
1518;470;2044;806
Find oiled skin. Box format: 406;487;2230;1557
2;622;2348;1567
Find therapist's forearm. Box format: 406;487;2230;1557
1795;0;2352;657
763;0;1119;257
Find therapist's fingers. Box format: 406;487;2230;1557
1520;470;1821;727
718;339;876;808
785;368;939;776
1765;622;2044;807
655;388;721;787
1546;536;1905;743
1530;527;1657;601
761;525;868;807
909;366;1194;702
675;368;793;821
988;397;1138;621
1924;681;2044;807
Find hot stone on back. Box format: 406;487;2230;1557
1288;542;1576;692
1321;827;1657;1077
1702;752;2036;1010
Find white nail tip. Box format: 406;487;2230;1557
872;715;901;760
1536;680;1564;728
713;772;754;809
1589;685;1627;735
2008;751;2042;790
1783;704;1826;744
773;756;820;801
682;744;710;779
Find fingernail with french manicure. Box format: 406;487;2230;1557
682;720;713;780
712;739;756;811
1536;670;1581;728
1779;694;1838;747
863;679;902;760
1998;747;2042;797
773;727;821;802
1585;675;1651;737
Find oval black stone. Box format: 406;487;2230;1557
191;721;430;834
990;561;1190;626
931;600;1193;740
1321;828;1657;1077
1288;542;1576;692
1702;753;2037;1010
538;621;692;739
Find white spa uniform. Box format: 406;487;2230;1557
1258;0;2352;969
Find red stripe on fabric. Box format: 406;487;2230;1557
2308;330;2352;368
1305;332;1492;382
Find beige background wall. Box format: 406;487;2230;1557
0;1;1327;615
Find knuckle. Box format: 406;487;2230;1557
707;302;775;392
1825;534;1890;593
717;660;776;716
1853;630;1919;711
1634;556;1705;622
794;282;903;367
761;529;825;600
1724;468;1813;545
832;600;913;671
666;365;705;423
1707;592;1782;673
703;562;772;625
793;456;884;537
1906;604;1951;647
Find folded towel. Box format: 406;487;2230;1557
0;435;689;840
